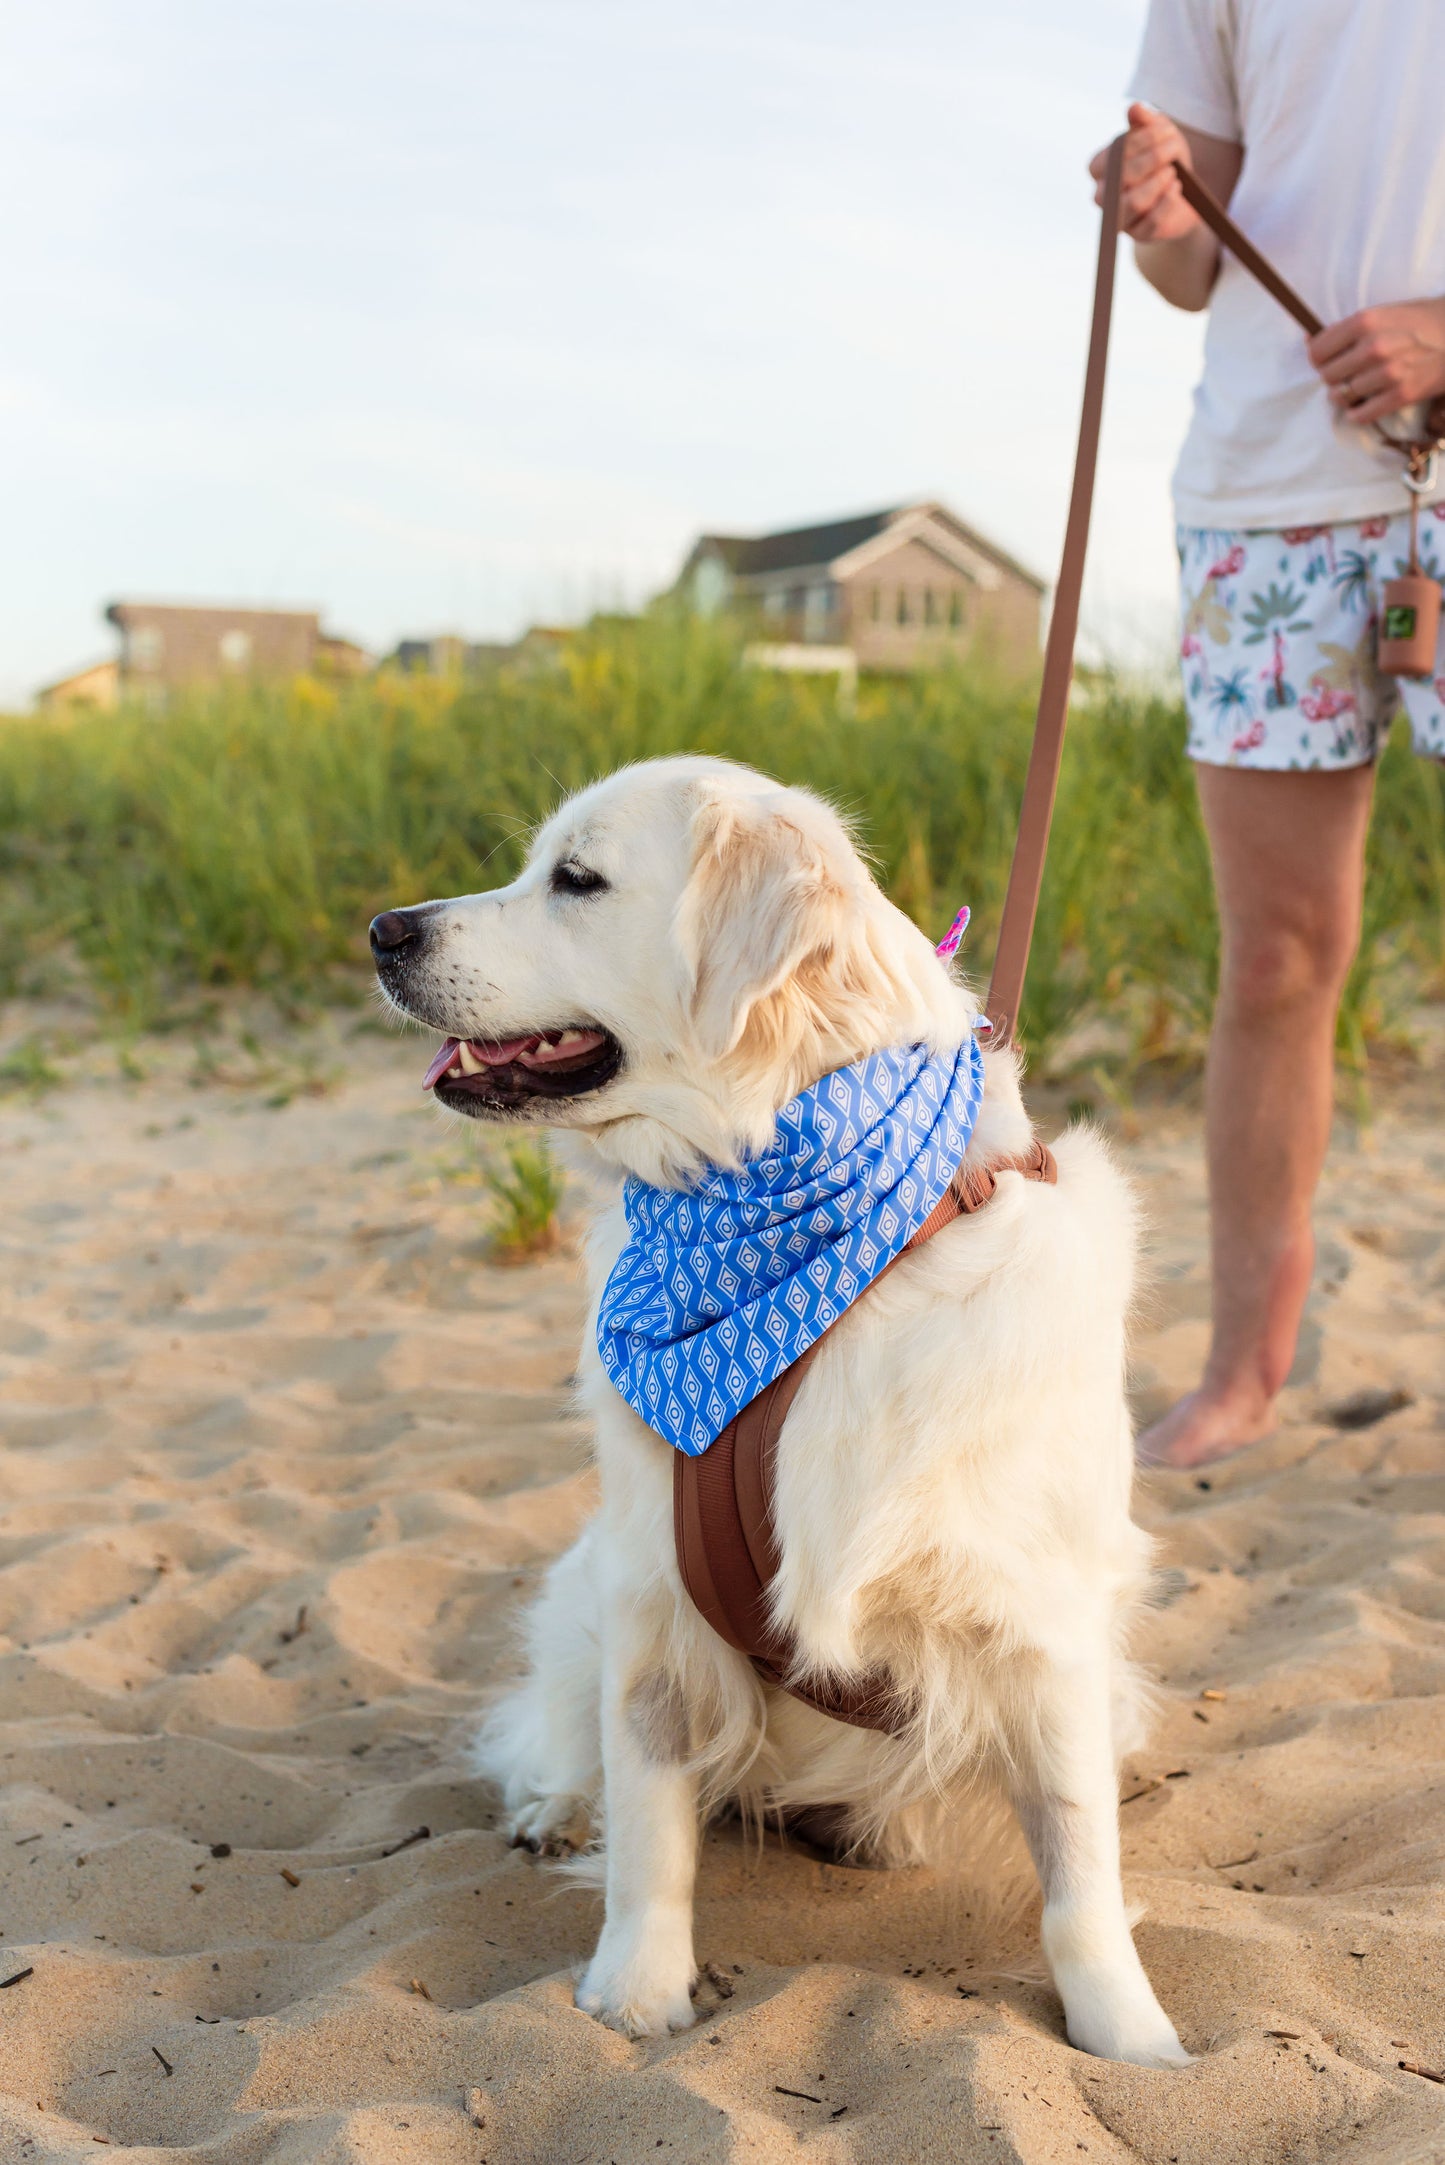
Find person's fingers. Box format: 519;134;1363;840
1308;314;1368;368
1093;102;1188;206
1125;101;1170;142
1121;133;1175;183
1120;156;1178;220
1126;101;1188;162
1323;340;1391;389
1122;146;1188;204
1329;362;1392;406
1344;384;1410;425
1316;346;1369;388
1121;165;1184;234
1092;126;1150;190
1122;171;1176;225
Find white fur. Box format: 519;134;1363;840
381;756;1187;2068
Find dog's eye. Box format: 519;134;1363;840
550;860;609;897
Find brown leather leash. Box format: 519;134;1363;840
673;1139;1056;1733
984;135;1125;1045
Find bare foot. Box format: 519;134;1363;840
1136;1386;1275;1470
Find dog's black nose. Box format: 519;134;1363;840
369;907;425;959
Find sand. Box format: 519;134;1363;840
2;1005;1445;2163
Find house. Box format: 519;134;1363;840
37;602;374;709
390;635;512;676
675;501;1045;674
36;658;121;712
102;602;373;696
385;626;569;677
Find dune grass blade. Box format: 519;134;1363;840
482;1137;565;1263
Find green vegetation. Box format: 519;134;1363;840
0;1035;64;1096
481;1136;566;1262
2;614;1442;1081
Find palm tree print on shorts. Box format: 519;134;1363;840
1238;581;1311;714
1331;550;1372;613
1205;665;1265;755
1241;580;1312;645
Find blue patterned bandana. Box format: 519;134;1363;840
597;1038;984;1456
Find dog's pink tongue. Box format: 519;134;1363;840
422;1033;571;1090
421;1039;460;1090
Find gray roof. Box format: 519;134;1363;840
695;509;898;578
689;503;1044;591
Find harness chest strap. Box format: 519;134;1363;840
672;1138;1057;1735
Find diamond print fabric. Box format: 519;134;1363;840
597;1037;984;1457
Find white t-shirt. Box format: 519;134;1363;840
1129;0;1445;529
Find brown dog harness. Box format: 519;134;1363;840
672;1139;1057;1734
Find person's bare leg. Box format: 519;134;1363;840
1138;762;1375;1470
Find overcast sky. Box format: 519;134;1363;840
0;0;1202;706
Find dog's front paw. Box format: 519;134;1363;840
506;1791;592;1858
576;1916;697;2039
1080;2020;1192;2071
1062;1984;1192;2069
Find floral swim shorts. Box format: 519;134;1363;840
1178;511;1445;769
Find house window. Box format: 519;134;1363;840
128;626;163;670
219;629;253;673
923;589;938;626
870;587;881;622
802;584;834;641
692;555;729;618
763;588;787;618
896;589;910;626
949;589;965;629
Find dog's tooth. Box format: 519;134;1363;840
556;1030;583;1048
455;1042;484;1075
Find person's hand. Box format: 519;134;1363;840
1308;299;1445;427
1088;103;1201;243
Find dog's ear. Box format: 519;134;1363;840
677;786;850;1060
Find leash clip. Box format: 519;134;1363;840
1405;445;1439;497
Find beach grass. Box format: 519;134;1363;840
480;1136;567;1262
2;611;1440;1082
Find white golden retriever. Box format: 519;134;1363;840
370;755;1187;2069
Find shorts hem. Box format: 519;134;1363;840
1186;740;1377;774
